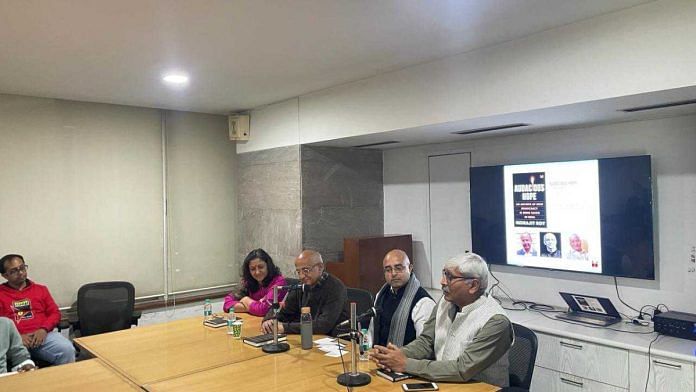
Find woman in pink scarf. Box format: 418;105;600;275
223;248;287;316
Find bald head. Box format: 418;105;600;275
295;249;324;286
297;249;323;265
383;249;412;289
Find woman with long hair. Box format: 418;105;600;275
223;248;287;316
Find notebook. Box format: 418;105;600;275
377;369;412;382
242;333;288;347
555;292;622;327
203;316;228;328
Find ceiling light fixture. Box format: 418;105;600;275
162;72;190;86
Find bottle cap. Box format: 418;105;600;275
301;306;311;314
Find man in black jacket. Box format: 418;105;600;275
261;250;348;335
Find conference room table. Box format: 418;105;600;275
72;313;499;391
0;359;140;391
74;314;268;385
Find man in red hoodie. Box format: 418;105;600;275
0;254;75;365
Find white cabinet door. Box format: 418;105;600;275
629;352;694;392
536;333;629;388
532;366;627;392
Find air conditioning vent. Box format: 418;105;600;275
452;123;530;135
620;99;696;112
352;141;400;148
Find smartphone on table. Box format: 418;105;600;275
402;382;439;391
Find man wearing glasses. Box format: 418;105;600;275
0;254;75;366
261;250;348;336
368;249;435;347
371;253;513;387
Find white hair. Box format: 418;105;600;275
444;252;489;295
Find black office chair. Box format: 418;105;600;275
284;277;301;287
345;287;374;326
503;323;538;391
75;281;136;337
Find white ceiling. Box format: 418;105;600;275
0;0;652;114
311;85;696;149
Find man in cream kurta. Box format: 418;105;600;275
371;253;513;387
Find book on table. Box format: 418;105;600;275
242;333;288;347
377;369;413;382
203;316;228;328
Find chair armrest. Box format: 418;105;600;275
57;319;71;331
131;310;142;326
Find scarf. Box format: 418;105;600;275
375;273;421;346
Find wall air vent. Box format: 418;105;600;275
620;99;696;112
452;123;530;135
352;141;400;148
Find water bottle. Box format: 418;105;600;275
300;306;313;350
203;299;213;320
360;328;371;361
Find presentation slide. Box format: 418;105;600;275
503;160;602;273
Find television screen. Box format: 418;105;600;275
470;155;655;280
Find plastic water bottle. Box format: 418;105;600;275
360;328;371;361
203;299;213;320
300;306;313;350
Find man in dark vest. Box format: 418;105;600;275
369;249;435;347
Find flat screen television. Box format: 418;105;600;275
470;155;655;280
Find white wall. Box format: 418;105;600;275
384;114;696;314
241;0;696;153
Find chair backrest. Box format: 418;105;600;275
345;287;374;326
284;277;301;287
508;323;538;389
77;281;135;337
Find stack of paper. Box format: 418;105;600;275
314;337;349;357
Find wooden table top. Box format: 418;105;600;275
144;334;499;392
0;359;140;391
75;313;266;385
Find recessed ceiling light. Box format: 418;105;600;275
162;72;189;86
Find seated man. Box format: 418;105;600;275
1;317;35;373
368;249;435;347
0;254;75;365
371;252;513;387
261;250;348;336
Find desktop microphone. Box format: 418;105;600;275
278;283;305;291
337;307;379;328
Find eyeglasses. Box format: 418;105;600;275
294;263;320;276
4;264;28;276
441;269;477;284
383;264;408;274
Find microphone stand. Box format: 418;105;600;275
262;285;290;353
337;302;371;387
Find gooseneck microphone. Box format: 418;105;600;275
337;306;379;328
277;283;305;291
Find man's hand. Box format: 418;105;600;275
30;328;48;348
18;363;36;372
21;334;33;348
261;319;274;334
261;319;284;334
370;343;407;373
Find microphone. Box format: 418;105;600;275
278;283;305;291
337;307;379;328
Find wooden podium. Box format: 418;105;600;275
325;234;412;294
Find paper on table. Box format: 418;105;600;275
324;349;350;357
314;337;336;345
